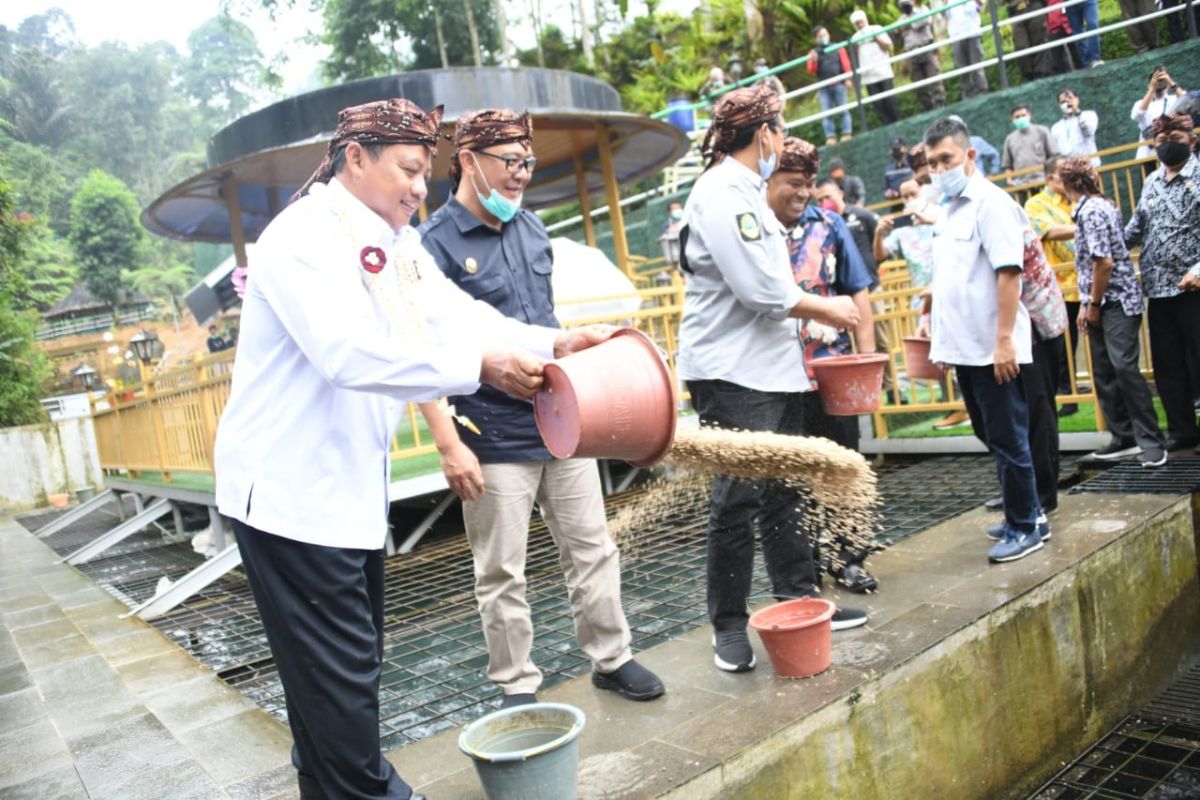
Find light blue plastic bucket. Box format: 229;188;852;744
458;702;586;800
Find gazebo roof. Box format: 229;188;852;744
44;282;152;321
142;68;688;244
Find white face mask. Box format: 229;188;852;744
1060;102;1073;115
932;163;969;198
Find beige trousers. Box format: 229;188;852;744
462;458;632;694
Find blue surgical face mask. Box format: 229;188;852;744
759;134;778;181
932;163;969;198
471;154;522;223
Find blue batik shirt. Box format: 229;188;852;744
419;196;560;463
784;205;873;381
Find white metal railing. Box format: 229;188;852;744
545;1;1195;239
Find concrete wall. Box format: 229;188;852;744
0;416;103;511
665;496;1200;800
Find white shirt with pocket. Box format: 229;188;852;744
678;157;810;393
929;170;1033;367
214;178;558;549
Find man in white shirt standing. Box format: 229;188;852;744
945;0;989;98
1051;88;1101;166
921;116;1045;564
213;98;612;800
850;10;899;125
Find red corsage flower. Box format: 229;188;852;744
360;246;386;274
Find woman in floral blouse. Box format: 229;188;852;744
1059;156;1167;467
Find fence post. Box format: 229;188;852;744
845;42;871;133
986;0;1011;89
1188;0;1197;38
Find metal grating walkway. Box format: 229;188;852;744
1070;456;1200;497
19;455;1014;750
1031;662;1200;799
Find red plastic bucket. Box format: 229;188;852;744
534;328;677;467
748;598;836;678
902;336;944;380
809;353;888;415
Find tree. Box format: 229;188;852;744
317;0;503;79
69;170;144;315
60;41;204;200
181;16;271;130
0;173;49;426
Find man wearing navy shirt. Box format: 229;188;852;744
418;109;663;708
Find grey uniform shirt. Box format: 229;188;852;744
678;157;810;393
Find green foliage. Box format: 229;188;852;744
181;16;269;130
320;0;503;80
0;173;49;426
0;139;78;236
69;170;144;314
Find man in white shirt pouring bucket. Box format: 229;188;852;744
213;98;615;800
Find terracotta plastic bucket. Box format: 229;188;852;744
534;328;677;467
748;598;836;678
902;336;944;380
809;353;888;415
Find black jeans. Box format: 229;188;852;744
1089;305;1164;451
1148;293;1200;442
866;78;899;124
957;365;1039;534
688;380;819;632
234;521;414;800
1025;335;1063;511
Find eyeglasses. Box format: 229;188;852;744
475;150;537;175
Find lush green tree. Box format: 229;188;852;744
181;16;272;129
0;140;80;236
68;170;144;315
9;222;75;312
0;173;49;426
60;42;191;199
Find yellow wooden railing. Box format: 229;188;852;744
95;141;1160;480
93;279;686;484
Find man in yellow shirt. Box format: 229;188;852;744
1024;155;1080;416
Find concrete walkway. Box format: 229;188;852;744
0;516;295;800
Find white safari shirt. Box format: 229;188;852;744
214;178;557;549
929;169;1033;367
678;157;810;393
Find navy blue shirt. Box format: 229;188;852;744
419;196;560;463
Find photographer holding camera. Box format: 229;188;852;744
1132;67;1186;160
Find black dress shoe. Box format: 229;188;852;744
592;659;665;701
984;496;1003;511
500;692;538;709
1057;403;1078;417
1165;436;1200;452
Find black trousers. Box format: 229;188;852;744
1025;335;1063;511
234;521;413;800
1089;305;1164;451
866;78;899;125
688;380;820;632
1148;293;1200;442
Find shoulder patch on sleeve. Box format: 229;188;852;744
737;212;762;242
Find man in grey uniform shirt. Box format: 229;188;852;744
678;84;869;674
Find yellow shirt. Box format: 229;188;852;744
1024;188;1079;302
